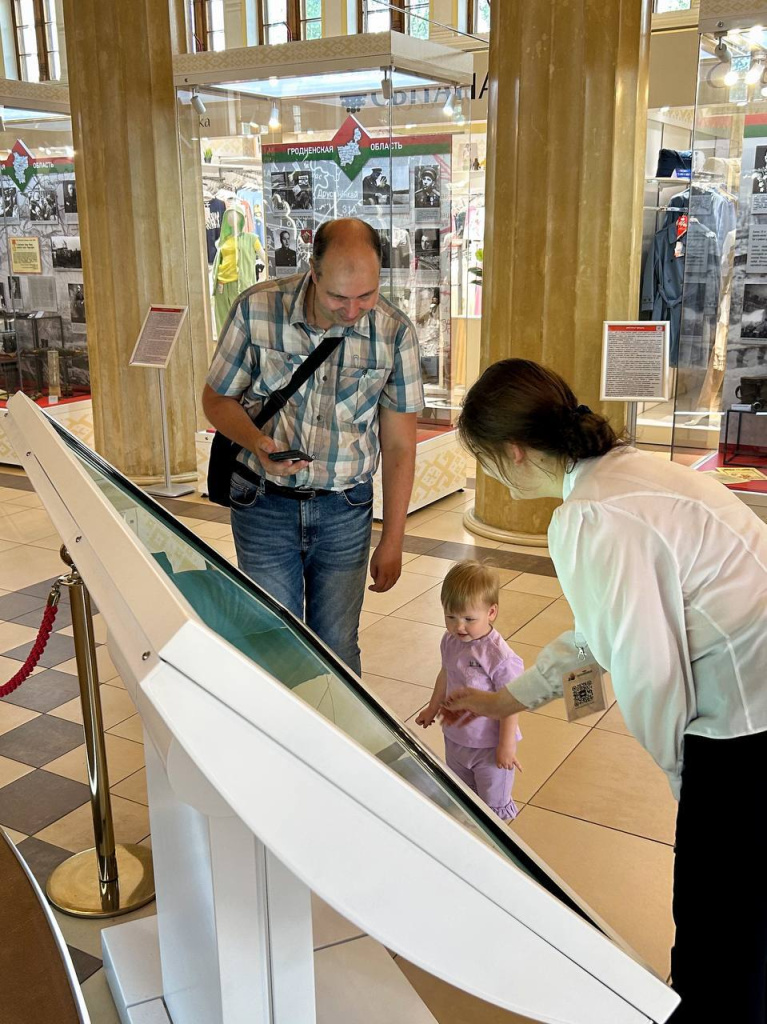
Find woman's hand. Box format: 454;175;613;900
496;744;523;772
440;686;526;726
440;688;502;726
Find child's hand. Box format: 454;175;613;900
496;745;522;772
415;707;437;728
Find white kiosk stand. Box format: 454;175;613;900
4;393;680;1024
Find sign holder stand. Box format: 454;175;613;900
147;368;194;498
129;305;193;499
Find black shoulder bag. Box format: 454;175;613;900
207;333;343;507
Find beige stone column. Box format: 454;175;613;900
465;0;651;544
61;0;210;481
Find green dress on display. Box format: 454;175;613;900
212;209;265;333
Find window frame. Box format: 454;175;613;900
259;0;301;43
10;0;59;82
406;0;429;38
189;0;226;52
466;0;490;35
300;0;322;39
357;0;405;34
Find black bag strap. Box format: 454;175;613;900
253;332;344;429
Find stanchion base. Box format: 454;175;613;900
46;844;155;919
145;484;195;498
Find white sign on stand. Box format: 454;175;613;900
600;321;670;402
600;321;670;444
130;304;192;498
129;305;188;369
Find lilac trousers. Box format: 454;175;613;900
444;737;519;820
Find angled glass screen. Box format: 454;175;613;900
53;420;596;927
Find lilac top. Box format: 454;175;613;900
441;629;524;748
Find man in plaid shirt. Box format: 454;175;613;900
203;218;424;674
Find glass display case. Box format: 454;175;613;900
176;38;479;426
174;35;484;509
0;98;89;403
661;7;767;519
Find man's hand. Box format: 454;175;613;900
252;434;311;479
496;744;523;772
368;537;402;592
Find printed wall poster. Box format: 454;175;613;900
10;236;42;274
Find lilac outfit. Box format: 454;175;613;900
440;630;524;820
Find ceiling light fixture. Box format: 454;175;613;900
191;88;207;116
268;104;281;130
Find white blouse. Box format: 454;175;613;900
508;446;767;798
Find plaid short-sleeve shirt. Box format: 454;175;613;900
206;271;424;491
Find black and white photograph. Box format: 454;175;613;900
414;227;441;271
63;180;78;214
379;227;411;269
271;170;313;212
7;276;22;303
28;187;59;222
69;283;86;324
741;283;767;339
51;236;82;270
414;165;441;209
2;186;18;220
0;282;7;311
266;224;296;272
363;167;391;206
753;146;767;195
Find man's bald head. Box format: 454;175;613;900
312;218;382;277
308;218;382;329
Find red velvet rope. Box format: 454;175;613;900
0;603;59;698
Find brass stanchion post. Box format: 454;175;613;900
46;546;155;918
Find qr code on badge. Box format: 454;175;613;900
572;680;594;709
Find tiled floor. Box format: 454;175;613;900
0;469;678;1024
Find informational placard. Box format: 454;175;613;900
600;321;670;402
746;223;767;272
129;305;188;369
9;236;42;274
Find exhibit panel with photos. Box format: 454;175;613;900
669;14;767;514
0;106;90;406
175;36;485;434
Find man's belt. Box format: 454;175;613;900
233;461;333;501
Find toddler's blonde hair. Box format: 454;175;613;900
440;560;500;614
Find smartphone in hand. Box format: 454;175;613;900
268;449;314;463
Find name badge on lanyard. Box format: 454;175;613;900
562;634;607;722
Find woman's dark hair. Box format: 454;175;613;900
458;359;621;476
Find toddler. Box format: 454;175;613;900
416;561;524;821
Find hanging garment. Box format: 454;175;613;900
666;186;736;259
211;209;265;333
205;197;226;264
641;218;720;365
655;149;693;178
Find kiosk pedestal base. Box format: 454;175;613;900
102;915;438;1024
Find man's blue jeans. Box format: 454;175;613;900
229;472;373;675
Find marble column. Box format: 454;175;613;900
465;0;652;544
61;0;210;481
